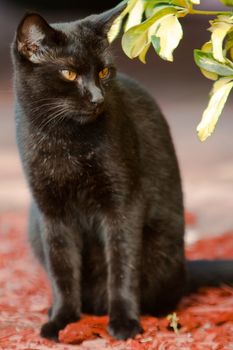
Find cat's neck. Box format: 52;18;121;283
30;111;109;151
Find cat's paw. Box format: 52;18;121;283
40;311;80;341
40;320;60;341
108;318;143;340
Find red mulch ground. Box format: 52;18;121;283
0;213;232;350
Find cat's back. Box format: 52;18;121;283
115;74;163;118
114;73;171;142
114;73;177;160
114;73;182;210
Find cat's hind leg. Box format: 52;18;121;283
140;218;186;316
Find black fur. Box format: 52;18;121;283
12;6;233;341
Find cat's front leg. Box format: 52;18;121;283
40;218;81;341
103;206;144;340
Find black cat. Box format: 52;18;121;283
12;3;233;341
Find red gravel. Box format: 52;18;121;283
0;213;232;350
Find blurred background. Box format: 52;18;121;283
1;0;233;241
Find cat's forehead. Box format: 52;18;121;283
51;20;110;68
14;10;121;68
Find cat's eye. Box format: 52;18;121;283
60;69;77;81
99;67;110;80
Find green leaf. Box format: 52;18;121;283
122;6;178;58
167;313;180;334
197;77;233;141
151;35;161;54
225;29;233;51
175;0;190;6
190;0;200;4
108;16;123;43
144;2;186;18
199;42;218;80
124;0;145;32
209;19;232;62
219;0;233;6
108;0;138;43
150;13;183;61
143;0;188;6
139;42;151;63
133;31;149;57
145;1;158;18
194;50;233;76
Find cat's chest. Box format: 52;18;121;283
43;152;97;184
38;143;96;180
25;131;113;215
28;135;110;198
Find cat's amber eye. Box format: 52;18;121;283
99;67;110;80
60;69;77;81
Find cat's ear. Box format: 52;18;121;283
16;13;59;63
93;2;127;37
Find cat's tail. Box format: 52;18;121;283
185;260;233;294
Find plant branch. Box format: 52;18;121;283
189;9;233;16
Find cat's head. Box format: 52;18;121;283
12;4;125;125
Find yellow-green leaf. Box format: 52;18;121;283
167;313;180;334
139;42;151;63
194;50;233;76
148;0;187;6
151;35;161;54
122;6;177;58
177;0;190;7
225;29;233;51
152;14;183;61
108;16;123;43
132;31;149;57
197;77;233;141
219;0;233;6
190;0;200;4
200;42;218;80
212;76;233;93
209;20;232;62
108;0;138;43
124;0;145;32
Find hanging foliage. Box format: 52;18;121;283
108;0;233;141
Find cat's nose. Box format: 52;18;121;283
90;91;104;107
90;94;104;114
85;81;104;107
91;95;104;106
91;99;104;115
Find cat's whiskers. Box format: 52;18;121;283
30;97;61;104
38;107;70;133
36;110;68;147
30;96;75;106
30;103;72;125
29;96;71;112
29;102;68;116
